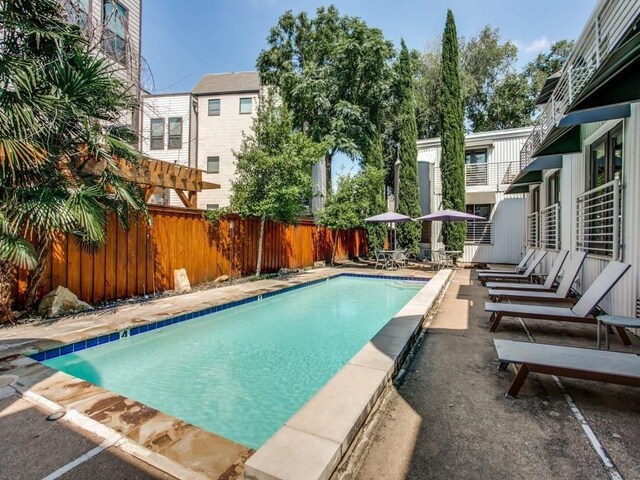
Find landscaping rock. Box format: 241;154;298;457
37;286;94;318
313;261;326;268
278;268;298;276
173;268;191;293
213;275;229;284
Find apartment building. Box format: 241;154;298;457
417;127;533;264
61;0;143;133
193;72;260;210
506;0;640;318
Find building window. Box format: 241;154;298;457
103;1;128;63
239;98;252;114
527;187;540;247
208;99;221;116
150;118;164;150
207;156;220;173
587;127;623;189
206;204;219;210
466;204;492;244
546;171;561;206
168;117;183;149
465;149;488;186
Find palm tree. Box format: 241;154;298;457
0;0;148;322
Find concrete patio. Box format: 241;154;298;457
350;268;640;480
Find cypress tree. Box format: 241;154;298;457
363;131;388;252
396;40;422;256
439;10;466;252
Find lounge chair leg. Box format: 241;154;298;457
505;364;530;399
498;361;509;371
614;326;632;347
489;312;502;332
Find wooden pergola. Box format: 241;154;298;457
83;155;220;208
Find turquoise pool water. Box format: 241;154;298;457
44;276;423;448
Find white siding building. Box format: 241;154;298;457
192;72;260;210
141;93;198;205
417;127;533;264
508;0;640;319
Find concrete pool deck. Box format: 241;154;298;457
0;265;443;480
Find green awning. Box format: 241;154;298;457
569;16;640;112
533;125;581;157
559;103;631;127
504;184;532;195
505;155;563;195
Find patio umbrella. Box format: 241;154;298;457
414;209;485;222
364;212;413;250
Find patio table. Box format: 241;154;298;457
443;250;462;268
597;315;640;350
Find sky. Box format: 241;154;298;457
141;0;599;178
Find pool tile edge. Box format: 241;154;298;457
244;269;453;480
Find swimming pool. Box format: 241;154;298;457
41;275;424;448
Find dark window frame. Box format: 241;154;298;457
208;99;221;116
465;204;493;245
464;148;488;164
150;118;164;150
102;0;128;64
168;117;183;150
546;170;561;206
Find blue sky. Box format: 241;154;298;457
142;0;598;177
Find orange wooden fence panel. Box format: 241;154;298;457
13;207;368;306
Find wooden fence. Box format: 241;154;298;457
12;207;368;306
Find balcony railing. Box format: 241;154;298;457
576;177;622;259
540;203;560;250
526;212;539;248
434;161;518;194
466;221;493;245
519;0;640;171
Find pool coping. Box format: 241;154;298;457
244;269;453;480
0;267;442;480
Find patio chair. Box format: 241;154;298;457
439;248;455;269
475;249;535;275
424;250;444;271
485;260;632;346
488;251;587;303
494;339;640;399
374;250;388;270
484;250;570;292
391;250;408;269
477;250;547;286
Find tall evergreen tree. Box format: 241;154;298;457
439;10;466;252
395;40;422;255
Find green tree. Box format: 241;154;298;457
439;10;466;252
317;166;386;263
524;39;574;99
395;40;422;255
231;90;326;275
0;0;147;322
257;5;394;196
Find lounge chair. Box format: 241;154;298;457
477;250;547;286
484;250;569;292
485;260;632;345
489;251;586;303
494;339;640;398
475;248;535;275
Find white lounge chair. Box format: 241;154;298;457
484;250;569;292
478;250;547;285
475;249;535;275
485;260;632;346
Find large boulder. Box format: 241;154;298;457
37;286;94;318
173;268;191;293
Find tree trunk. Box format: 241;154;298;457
256;215;266;276
25;237;51;310
331;229;340;265
0;261;16;324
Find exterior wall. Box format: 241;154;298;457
195;91;259;209
531;104;640;319
141;93;194;206
417;127;532;263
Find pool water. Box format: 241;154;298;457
44;276;423;448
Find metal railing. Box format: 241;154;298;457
519;0;640;171
434;161;519;194
466;221;493;245
526;212;539;248
540;203;561;250
576;177;622;259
